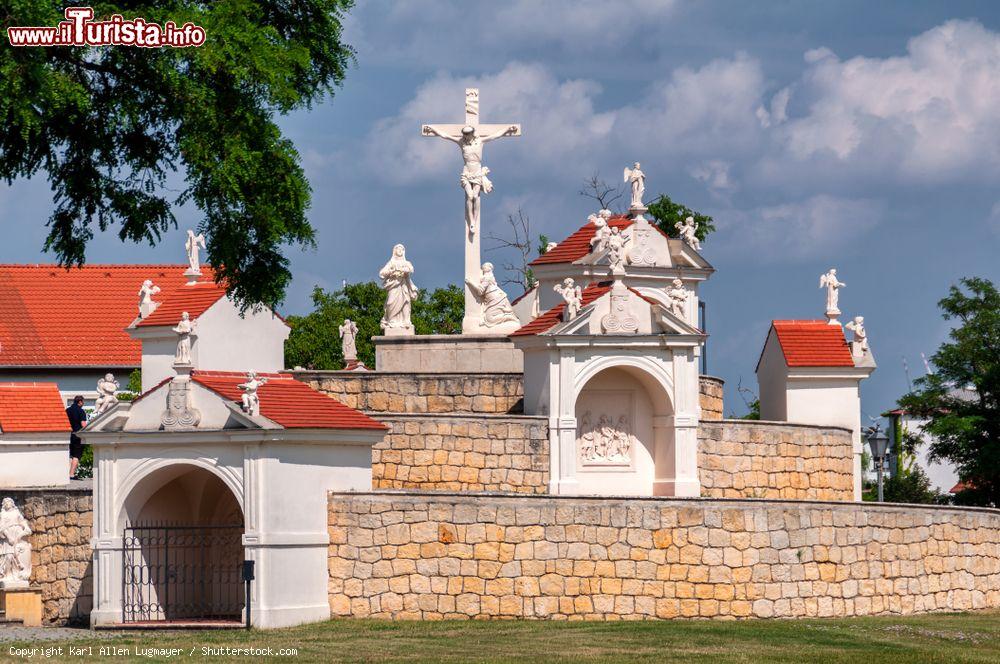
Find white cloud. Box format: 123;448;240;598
689;160;736;197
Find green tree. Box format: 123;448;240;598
285;281;463;369
647;194;716;242
0;1;355;309
898;277;1000;506
881;463;947;505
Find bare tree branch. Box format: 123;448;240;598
579;172;624;213
486;207;537;291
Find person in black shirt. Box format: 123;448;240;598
66;395;87;479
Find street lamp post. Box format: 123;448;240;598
866;424;890;502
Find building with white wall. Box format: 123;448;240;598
0;382;72;487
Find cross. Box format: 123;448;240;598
421;88;522;335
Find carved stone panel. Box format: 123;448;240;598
575;391;636;469
161;378;202;430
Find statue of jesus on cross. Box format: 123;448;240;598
421;88;522;334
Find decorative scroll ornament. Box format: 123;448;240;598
577;411;634;464
0;497;32;588
600;282;639;334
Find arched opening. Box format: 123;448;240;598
119;464;244;624
574;365;674;495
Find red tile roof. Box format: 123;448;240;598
512;282;661;337
0;264;203;367
772;320;855;367
0;382;72;433
190;371;386;431
137;281;228;327
530;217;634;266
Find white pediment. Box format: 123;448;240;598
544;282;701;338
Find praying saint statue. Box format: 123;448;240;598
819;268;846;314
846;316;869;354
238;371;268;416
185;230;206;275
0;497;32;587
422;123;519;234
554;278;583;321
466;263;519;328
138;279;161;318
338;319;359;362
675;216;702;251
623;162;646;209
94;373;120;415
173;312;197;365
667;278;689;319
379;244;419;334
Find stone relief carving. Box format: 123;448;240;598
94;373;120;415
160;378;201;430
0;498;32;588
379;244;418;335
172;312;196;366
623;162;646;209
627;221;657;266
238;371;268;417
667;278;689;319
137;279;161;318
577;411;634;464
674;216;702;251
466;263;519;328
601;281;639;334
553;278;583;322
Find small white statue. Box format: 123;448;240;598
338;319;359;362
185;230;207;275
674;216;702;251
554;278;583;321
545;242;559;253
379;244;419;334
819;268;846;314
138;279;161;318
606;226;627;274
846;316;869;354
466;263;519;328
172;312;197;366
238;371;268;416
667;278;689;319
623;162;646;209
94;373;120;415
589;213;611;254
0;497;32;587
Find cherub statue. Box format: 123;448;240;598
553;278;584;321
623;162;645;209
845;316;869;353
674;216;702;251
238;371;268;416
94;373;120;415
589;213;611;254
138;279;161;318
606;226;627;273
667;278;689;319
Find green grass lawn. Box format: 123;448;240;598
5;611;1000;663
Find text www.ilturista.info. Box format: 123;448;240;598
8;7;205;47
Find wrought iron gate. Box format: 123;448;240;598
122;524;244;623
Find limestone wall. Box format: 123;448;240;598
328;492;1000;621
3;488;93;625
698;421;854;502
699;376;724;421
374;415;549;494
294;371;524;414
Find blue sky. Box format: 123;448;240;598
3;1;1000;419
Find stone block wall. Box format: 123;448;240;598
374;415;549;494
698;421;854;502
3;488;93;625
698;376;724;421
294;371;524;414
328;492;1000;621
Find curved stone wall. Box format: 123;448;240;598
698;421;854;502
328;492;1000;621
698;376;724;421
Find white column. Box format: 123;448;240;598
550;349;579;494
653;349;701;496
90;448;122;626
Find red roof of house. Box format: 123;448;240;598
512;281;661;337
190;371;386;431
0;264;201;367
137;280;227;327
530;216;635;266
771;320;855;367
0;382;71;433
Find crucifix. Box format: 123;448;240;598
422;88;521;334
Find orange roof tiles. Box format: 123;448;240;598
137;281;228;327
772;320;855;367
512;282;661;337
191;371;387;431
0;382;71;433
0;264;202;367
531;216;634;266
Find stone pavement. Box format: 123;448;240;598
0;624;106;643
